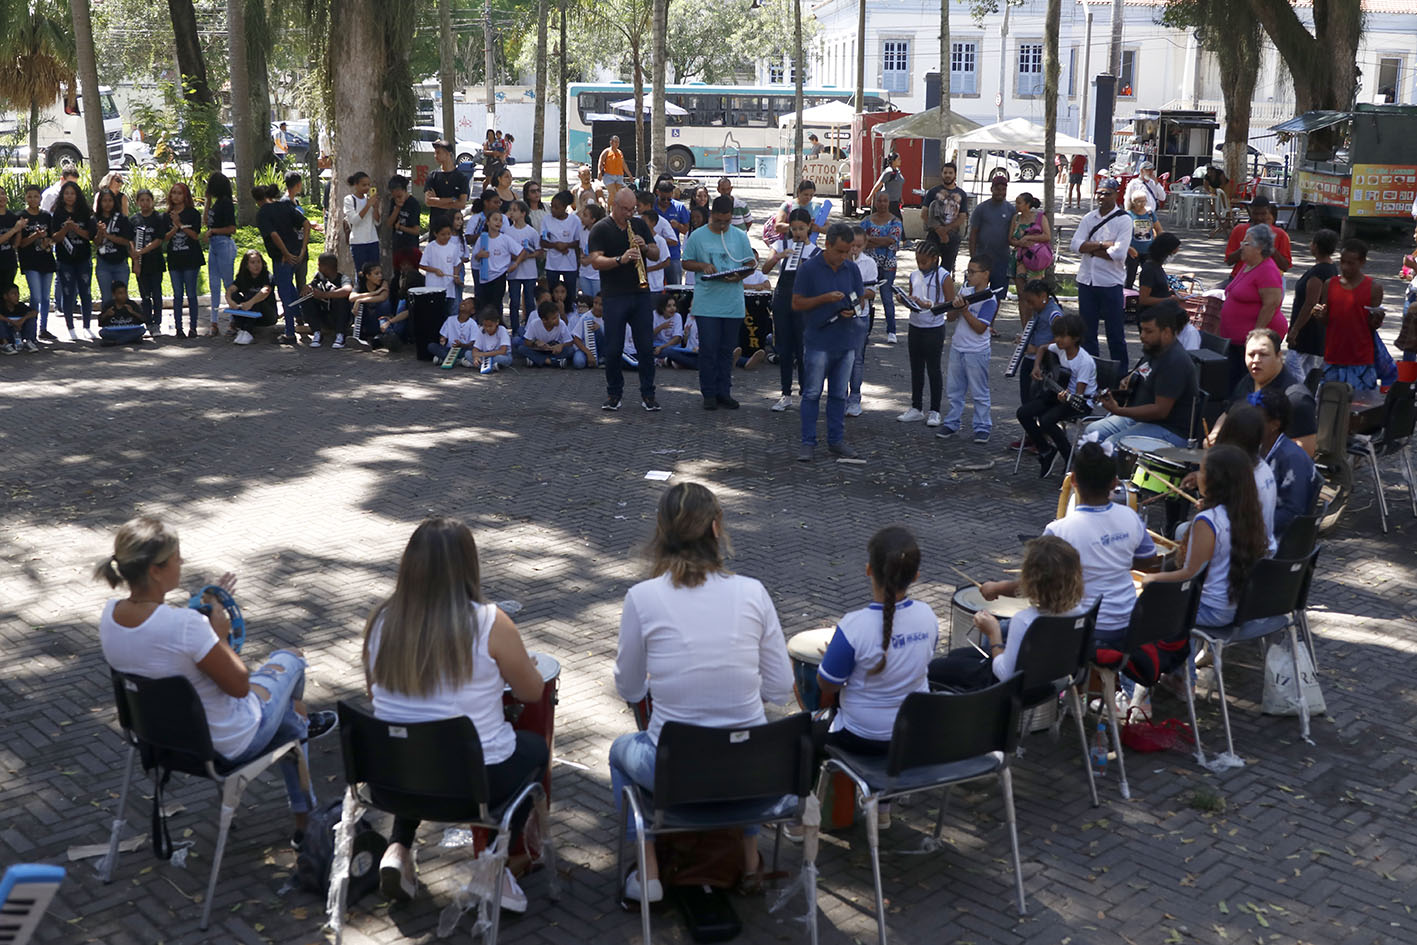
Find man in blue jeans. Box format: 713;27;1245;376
793;223;864;461
586;189;662;411
682;195;757;409
1070;177;1132;370
1086;307;1198;447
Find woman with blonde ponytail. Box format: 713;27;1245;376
96;516;335;843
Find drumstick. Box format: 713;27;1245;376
948;564;985;589
1154;474;1202;507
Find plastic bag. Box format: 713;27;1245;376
1262;640;1326;717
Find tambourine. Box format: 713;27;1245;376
187;585;246;653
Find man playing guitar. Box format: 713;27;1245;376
1085;302;1199;448
1016;312;1097;476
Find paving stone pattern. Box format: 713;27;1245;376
2;190;1415;945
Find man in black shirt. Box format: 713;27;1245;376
256;184;302;343
587;188;661;411
1087;306;1197;447
423;141;469;235
920;162;969;276
387;175;423;302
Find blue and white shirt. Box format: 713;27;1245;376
1045;503;1156;634
818;599;939;742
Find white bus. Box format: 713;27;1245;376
567;82;890;176
0;84;124;168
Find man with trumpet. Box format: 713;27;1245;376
587;189;662;412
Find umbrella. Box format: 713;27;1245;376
610;98;688;117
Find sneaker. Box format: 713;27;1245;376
828;442;858;459
623;869;663;905
885;332;898;344
845;402;863;417
0;343;15;355
926;411;942;427
500;868;529;912
234;330;254;345
38;330;57;341
641;396;661;412
772;395;792;412
67;328;79;341
732;346;743;364
936;427;958;439
743;349;766;370
460;353;477;368
716;395;739;409
797;444;814;462
1009;439;1039;453
703;397;718;411
332;334;346;349
379;843;417;902
22;340;40;353
897;407;925;423
972;430;991;444
174;327;186;339
309;331;322;348
303;710;338;742
601;396;622;411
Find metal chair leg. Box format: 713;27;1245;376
1069;685;1099;807
1288;625;1312;744
999;768;1026;916
1366;442;1388;532
632;802;652;945
864;797;888;945
1102;672;1130;801
1298;610;1319;672
1181;655;1206;768
1403;442;1416;517
99;745;136;883
200;782;242;931
1210;642;1238;762
1013;435;1025;474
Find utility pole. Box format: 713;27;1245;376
484;0;496;130
439;0;456;144
793;0;803;176
995;4;1010;123
855;0;865;113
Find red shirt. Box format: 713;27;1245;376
1225;223;1292;277
1323;275;1375;367
1070;154;1087;175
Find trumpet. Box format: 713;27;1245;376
625;218;648;290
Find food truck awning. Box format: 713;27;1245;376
1270;111;1350;135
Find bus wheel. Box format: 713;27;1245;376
48;145;81;168
666;147;693;176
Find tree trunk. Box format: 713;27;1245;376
246;0;275;171
227;0;254;224
69;0;108;183
439;0;457;143
558;0;568;189
938;0;949;151
1218;21;1261;187
1247;0;1361;114
632;40;645;182
650;0;667;179
792;0;803;179
167;0;218;171
28;101;40;169
483;0;496;130
532;0;548;181
1043;0;1059;217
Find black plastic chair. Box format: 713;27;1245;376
820;675;1026;945
1275;511;1322;561
1347;380;1416;533
1088;573;1206;799
1199;330;1230;357
328;701;554;945
1011;601;1101;806
617;713;818;945
100;671;311;931
1292;547;1324;672
1191;551;1320;769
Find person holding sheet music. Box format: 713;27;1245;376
681;195;757;410
861;192;903;342
761;208;818;412
895;242;952;427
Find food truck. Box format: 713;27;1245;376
1114;109;1219;182
1271;103;1417;235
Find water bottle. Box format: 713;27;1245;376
1090;720;1109;773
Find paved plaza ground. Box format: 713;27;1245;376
3;184;1416;945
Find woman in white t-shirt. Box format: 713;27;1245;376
472;210;531;315
363;518;547;910
96;517;335;842
611;483;794;904
342;172;382;274
504;200;542;336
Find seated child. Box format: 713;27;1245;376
430;297;480;364
651;294;683;366
304;252;353;349
570;293;600;368
225;249;278;345
938;257;999;442
516;299;577;367
1016;312;1097;476
0;282;39;353
470;308;513;374
96;281;148;346
350;261;393;344
928;535;1085;691
664;313;698;370
1015;279;1065;403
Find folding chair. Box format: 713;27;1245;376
1347;380;1417;533
820;675;1026;945
328;701;555;945
1191;551;1320;770
0;864;65;945
100;671;312;931
616;713;818;945
1088;573;1206;799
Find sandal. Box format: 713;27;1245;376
733;867;765;897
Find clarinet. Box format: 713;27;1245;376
1005;318;1038;378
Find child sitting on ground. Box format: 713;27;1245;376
431;297;480;365
96;281;148;346
470;308;513;374
938;257;999;442
349;261;392;344
225;249;278;345
651;294;683;366
664;312;699;370
570;293;600;368
0;282;38;353
303;252;354;349
516;299;577;368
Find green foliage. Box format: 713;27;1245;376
965;0;1025;24
129;79;223;172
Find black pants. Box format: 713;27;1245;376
1017;395;1086;455
308;300;351;336
908;325;945;411
137;268;165;329
773;288;804;396
1017;354;1036;404
1125;253;1141;289
940;236;962;280
0;255;15;294
389;730;548;847
476;273;507;312
928;649;998;691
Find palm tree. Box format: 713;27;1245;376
167;0;220;172
68;0;106;181
0;0;75;167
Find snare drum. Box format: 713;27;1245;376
1116;435;1173;482
950;586;1029;652
787;628;836;712
741;289;774;354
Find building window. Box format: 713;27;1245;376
1377;56;1403;103
1068;47;1078;97
951;40;979;96
768;58;797;86
1017;42;1043;98
1119;49;1137;97
882;39;910;93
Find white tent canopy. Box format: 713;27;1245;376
944;117;1095;167
872;107;982;141
777;100;858;128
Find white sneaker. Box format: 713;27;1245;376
845;402;863;417
623;869;664;904
234;330;254;345
332;334;346;349
897;407;925;422
67;328;79;341
771;395;792;412
926;411;942;427
500;868;528;913
378;842;417;902
310;331;322;348
885;332;898;344
22;339;38;352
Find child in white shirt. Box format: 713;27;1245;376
541;191;583;299
417;222;464;320
651;294;684;365
432;297;480;365
1018;312;1097;474
898;242;953;426
939;257;1000;441
470;310;513;374
504;200;542;336
572;293;603;368
472;210;531;315
664;313;698;370
576;203;604;300
515;299;577;368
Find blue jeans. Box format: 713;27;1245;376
273;261;299;336
350;241;380;273
879;268;897;334
95;258;130;308
24;270;53;333
221;649;316;815
516;340;573;367
662;258;681;286
0;316;37;343
696;315;739;400
508;277;537;335
208;235;238;321
1079;282;1128;371
800;346;855;446
849;313;874;406
171;268;201;332
98;326;147;344
943;346;992;434
602;292;656;399
664;345;698;369
57;258;93;329
579;274;599;301
1084;414;1188;448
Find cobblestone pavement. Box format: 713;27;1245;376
2;187;1415;945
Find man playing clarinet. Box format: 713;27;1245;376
587;189;661;412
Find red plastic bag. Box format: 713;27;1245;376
1119;708;1194;753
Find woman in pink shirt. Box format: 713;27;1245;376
1219;223;1286;388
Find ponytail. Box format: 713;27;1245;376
94;516;180;590
865;526;921;676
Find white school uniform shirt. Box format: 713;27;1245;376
343;193;378;244
951;294;997;354
682;314;699;350
507;223;540;280
1045;503;1156;633
574;310;601;344
775;238;820;277
991;604;1088;681
647;235;670;292
817;600;939;742
524;316;573;346
648;214;678;253
653;311;683;346
1046;343;1099;399
481;231;523;280
1069;208;1132;287
421;238;464;299
541;212;582;272
908;267;949;329
578;231;598;283
853;253;878;317
1178;322;1201;351
472;324;511;352
1193;506;1236;624
623;323;638;357
439;314;480;346
463;212;485;243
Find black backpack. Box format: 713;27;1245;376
295;798;387;903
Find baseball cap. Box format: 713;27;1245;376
1140;160;1155;170
1097;177;1121;193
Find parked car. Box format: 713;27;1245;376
1010;151;1046;181
409;127;482;166
218;122;311;163
122;139;153;168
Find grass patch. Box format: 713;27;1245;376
1187;788;1226;813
